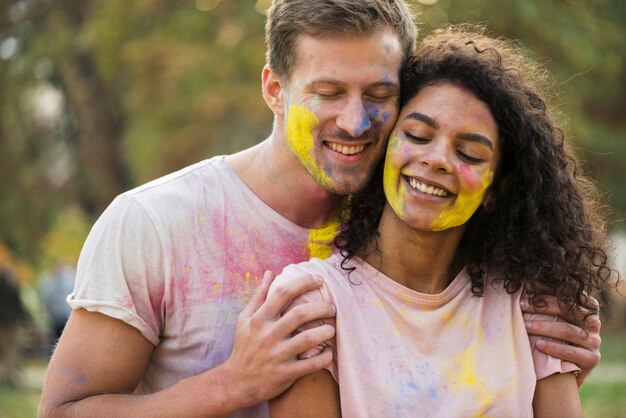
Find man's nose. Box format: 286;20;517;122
336;98;372;138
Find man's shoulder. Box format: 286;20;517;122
118;156;246;214
94;156;237;232
126;156;229;198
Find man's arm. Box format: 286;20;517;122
533;372;582;418
39;271;336;418
269;369;341;418
522;295;601;386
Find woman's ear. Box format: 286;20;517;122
262;65;285;116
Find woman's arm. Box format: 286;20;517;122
270;368;341;418
533;372;582;418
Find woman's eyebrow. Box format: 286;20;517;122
405;112;438;129
457;132;494;150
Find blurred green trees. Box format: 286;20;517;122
0;0;624;275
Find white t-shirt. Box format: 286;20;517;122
273;254;580;417
69;156;338;417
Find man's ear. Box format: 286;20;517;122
262;65;285;116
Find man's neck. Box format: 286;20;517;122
226;136;345;229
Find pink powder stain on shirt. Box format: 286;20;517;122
149;283;165;316
171;271;192;311
203;209;311;303
119;295;134;310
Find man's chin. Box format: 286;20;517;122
318;177;370;196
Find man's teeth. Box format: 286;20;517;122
408;178;449;197
328;142;365;155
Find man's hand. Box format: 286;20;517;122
220;270;336;408
522;294;601;387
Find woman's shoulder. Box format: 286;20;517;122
271;254;357;301
276;254;346;284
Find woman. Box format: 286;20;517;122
269;25;613;417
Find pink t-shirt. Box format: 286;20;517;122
273;254;579;417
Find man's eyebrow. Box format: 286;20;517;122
307;79;398;89
308;79;343;87
405;112;438;129
458;132;494;150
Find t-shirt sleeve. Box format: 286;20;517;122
523;312;581;380
269;264;336;366
68;194;166;346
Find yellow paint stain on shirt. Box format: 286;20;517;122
212;283;221;293
307;217;341;259
430;170;493;231
446;341;494;416
286;104;333;188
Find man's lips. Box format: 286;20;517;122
325;141;367;156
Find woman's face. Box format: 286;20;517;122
383;81;500;232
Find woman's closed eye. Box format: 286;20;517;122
457;150;484;164
405;132;430;143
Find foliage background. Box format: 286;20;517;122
1;0;624;277
0;0;625;416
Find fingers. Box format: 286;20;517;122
278;302;336;335
286;347;334;381
258;274;324;319
525;320;600;348
533;338;600;371
521;294;600;327
283;324;335;357
240;270;276;318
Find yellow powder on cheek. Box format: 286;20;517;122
430;170;493;231
286;104;333;187
383;134;405;218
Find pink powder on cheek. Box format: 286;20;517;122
459;164;482;190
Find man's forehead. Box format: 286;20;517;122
289;31;403;79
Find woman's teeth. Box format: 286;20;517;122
408;178;449;197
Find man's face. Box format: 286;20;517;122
281;31;403;195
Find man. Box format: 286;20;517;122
40;1;601;417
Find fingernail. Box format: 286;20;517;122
315;275;323;285
331;304;336;314
524;320;531;329
520;300;529;309
535;339;546;349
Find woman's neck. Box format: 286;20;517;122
365;203;466;294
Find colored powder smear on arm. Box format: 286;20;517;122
430;170;493;231
286;104;333;189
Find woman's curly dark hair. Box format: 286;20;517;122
335;24;616;321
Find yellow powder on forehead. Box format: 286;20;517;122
430;170;493;231
307;217;341;259
286;104;332;187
